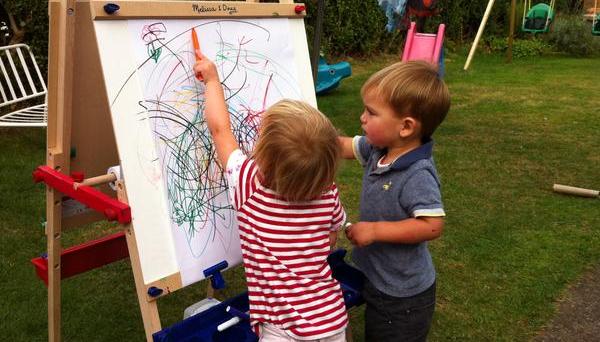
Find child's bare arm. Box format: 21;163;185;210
338;136;355;159
194;53;239;167
345;217;444;247
329;231;338;250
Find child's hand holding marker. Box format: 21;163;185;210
193;54;218;84
191;27;204;81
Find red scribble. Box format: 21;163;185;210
241;73;273;127
141;23;167;43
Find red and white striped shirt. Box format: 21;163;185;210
226;150;348;340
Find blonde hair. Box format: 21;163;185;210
362;60;450;139
252;99;340;202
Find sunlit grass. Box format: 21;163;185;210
2;53;599;341
320;53;600;341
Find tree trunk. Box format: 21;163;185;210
7;11;25;45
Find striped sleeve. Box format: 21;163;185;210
225;149;258;210
330;184;346;231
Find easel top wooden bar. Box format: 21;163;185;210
89;1;306;19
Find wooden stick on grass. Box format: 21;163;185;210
553;184;599;198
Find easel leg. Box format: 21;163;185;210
47;187;62;342
126;224;161;341
117;181;161;341
46;0;78;336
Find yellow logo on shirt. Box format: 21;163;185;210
383;181;392;191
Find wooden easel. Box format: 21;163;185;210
44;1;306;341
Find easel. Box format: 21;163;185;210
37;1;316;341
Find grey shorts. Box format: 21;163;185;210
363;280;436;342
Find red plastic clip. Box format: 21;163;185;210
294;5;306;14
33;165;131;224
71;171;85;183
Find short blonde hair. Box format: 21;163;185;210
252;99;340;202
362;61;450;139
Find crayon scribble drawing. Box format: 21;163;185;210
122;19;304;284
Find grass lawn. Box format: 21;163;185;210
2;52;599;341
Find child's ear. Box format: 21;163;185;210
398;116;420;138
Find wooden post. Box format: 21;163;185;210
464;0;496;70
46;1;77;341
553;184;599;198
507;0;517;63
311;0;325;85
73;173;117;190
116;181;161;341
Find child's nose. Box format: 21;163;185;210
360;112;367;124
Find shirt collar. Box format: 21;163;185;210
390;138;434;171
371;138;433;175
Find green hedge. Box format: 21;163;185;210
545;14;600;56
2;0;396;71
302;0;402;57
485;36;552;57
302;0;591;56
1;0;596;71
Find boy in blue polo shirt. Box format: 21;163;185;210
338;60;450;341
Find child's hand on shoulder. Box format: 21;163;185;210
193;51;219;84
345;222;376;247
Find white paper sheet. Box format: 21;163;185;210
95;18;315;286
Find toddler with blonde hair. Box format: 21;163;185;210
194;54;348;342
339;60;450;341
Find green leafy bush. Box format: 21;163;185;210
4;0;395;69
545;15;600;57
303;0;402;58
4;0;597;64
485;36;551;57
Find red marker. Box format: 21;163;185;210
191;27;202;80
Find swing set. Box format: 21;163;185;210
593;0;600;36
465;0;597;70
522;0;556;33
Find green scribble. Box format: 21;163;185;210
148;45;162;62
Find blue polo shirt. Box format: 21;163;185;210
351;136;445;297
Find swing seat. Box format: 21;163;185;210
522;3;555;33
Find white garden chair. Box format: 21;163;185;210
0;44;47;127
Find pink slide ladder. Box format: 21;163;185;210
401;21;445;64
